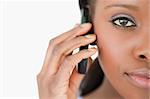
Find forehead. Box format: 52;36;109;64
96;0;149;9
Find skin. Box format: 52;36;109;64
84;0;149;99
37;0;150;99
37;23;97;99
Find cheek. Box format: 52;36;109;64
96;31;124;79
94;23;131;95
94;24;148;98
94;20;135;75
95;28;126;75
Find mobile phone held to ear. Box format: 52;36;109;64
78;0;95;74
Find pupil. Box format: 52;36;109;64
119;19;128;26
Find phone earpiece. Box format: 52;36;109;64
81;7;90;23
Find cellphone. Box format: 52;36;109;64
78;0;95;74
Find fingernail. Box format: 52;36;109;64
85;34;95;39
88;48;97;52
80;23;90;28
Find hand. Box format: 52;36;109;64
37;23;97;99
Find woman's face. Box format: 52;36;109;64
94;0;149;98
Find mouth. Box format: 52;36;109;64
124;68;150;89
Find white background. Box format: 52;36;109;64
0;0;97;98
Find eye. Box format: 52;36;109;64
112;17;136;27
110;14;137;29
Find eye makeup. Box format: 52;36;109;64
109;13;137;31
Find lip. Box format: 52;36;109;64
124;68;150;89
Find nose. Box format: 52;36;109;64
137;50;150;62
133;35;150;63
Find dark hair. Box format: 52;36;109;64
79;0;96;21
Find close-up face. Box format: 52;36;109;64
92;0;149;98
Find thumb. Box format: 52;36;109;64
69;57;93;93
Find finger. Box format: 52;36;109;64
64;34;96;55
57;48;97;82
47;34;96;75
64;23;92;41
58;23;92;44
68;57;93;92
40;23;92;74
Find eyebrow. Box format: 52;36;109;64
104;4;139;11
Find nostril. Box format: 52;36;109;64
139;55;146;59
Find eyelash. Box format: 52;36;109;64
109;16;137;30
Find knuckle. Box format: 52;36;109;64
36;73;49;85
49;38;55;45
36;71;46;82
49;37;58;46
53;44;63;55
